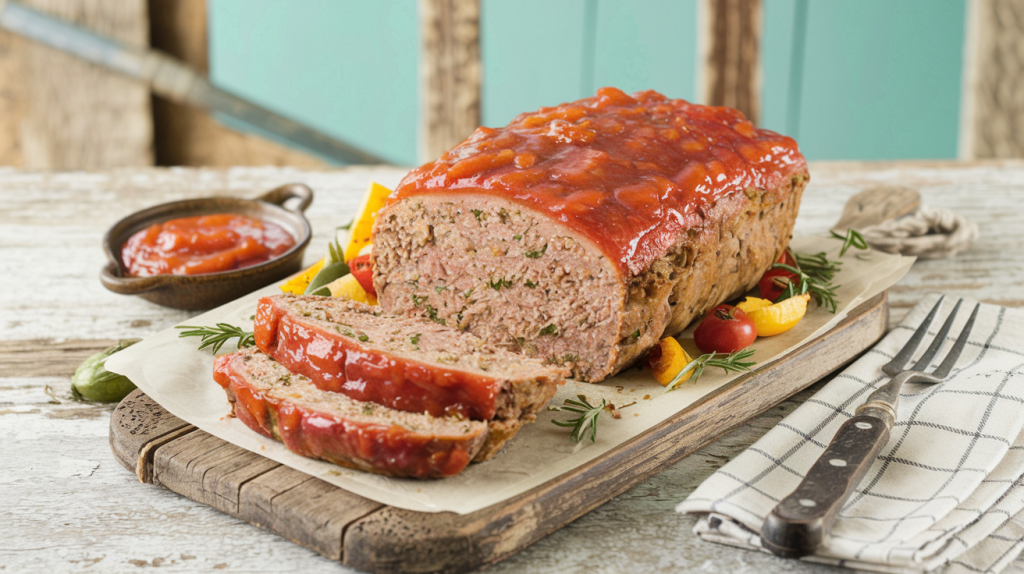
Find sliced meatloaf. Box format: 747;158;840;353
254;294;566;460
213;347;489;478
373;87;809;382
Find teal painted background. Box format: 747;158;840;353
209;0;967;165
208;0;420;164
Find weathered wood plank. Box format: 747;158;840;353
240;466;383;561
0;0;153;168
701;0;762;124
0;338;117;377
419;0;481;162
153;429;279;515
961;0;1024;158
109;388;196;482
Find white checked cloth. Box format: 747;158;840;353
677;294;1024;573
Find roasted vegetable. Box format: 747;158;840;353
280;257;325;294
344;182;392;262
71;339;140;402
737;294;811;337
647;337;693;386
326;273;377;305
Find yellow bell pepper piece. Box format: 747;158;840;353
280;257;325;294
647;337;694;386
737;294;810;337
736;296;772;315
344;182;393;263
325;273;378;306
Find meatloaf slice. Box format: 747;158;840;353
373;88;808;382
254;294;566;460
213;347;489;478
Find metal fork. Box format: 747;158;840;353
760;296;980;558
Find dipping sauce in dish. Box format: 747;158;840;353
121;214;296;277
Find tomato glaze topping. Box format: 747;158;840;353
391;87;807;276
121;213;295;277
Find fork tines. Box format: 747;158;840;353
883;297;980;379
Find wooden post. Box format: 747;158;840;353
0;0;153;168
419;0;481;162
148;0;327;167
960;0;1024;159
700;0;762;125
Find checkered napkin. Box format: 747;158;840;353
677;294;1024;573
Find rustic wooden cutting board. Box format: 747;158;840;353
109;292;887;574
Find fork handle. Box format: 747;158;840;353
760;413;891;558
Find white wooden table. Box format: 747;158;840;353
2;161;1022;573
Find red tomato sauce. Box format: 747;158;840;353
121;214;295;277
391;87;807;276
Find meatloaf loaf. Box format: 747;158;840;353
373;87;809;382
254;294;566;460
213;348;488;478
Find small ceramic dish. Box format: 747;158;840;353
101;183;314;310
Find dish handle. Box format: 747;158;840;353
257;183;314;214
100;262;171;295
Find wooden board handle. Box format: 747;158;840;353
832;186;921;233
760;414;890;558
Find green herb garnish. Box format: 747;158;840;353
663;349;757;392
773;251;842;313
830;228;869;257
552;395;607;443
177;323;255;354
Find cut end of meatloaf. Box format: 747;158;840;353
213;347;489;479
255;294;566;460
373;195;623;383
372;173;807;382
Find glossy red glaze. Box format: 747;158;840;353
213;353;476;478
391;87;807;276
254;296;504;420
121;213;295;277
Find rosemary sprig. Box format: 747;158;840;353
772;251;842;313
551;394;607;443
830;228;869;257
177;323;255;354
664;348;757;392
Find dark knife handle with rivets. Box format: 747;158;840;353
760;414;891;558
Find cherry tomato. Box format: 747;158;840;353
693;304;757;354
349;253;376;297
759;250;799;301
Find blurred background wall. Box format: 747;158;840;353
0;0;1019;169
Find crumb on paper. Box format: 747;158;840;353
643;394;651;400
606;403;622;419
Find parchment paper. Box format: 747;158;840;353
107;236;913;514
